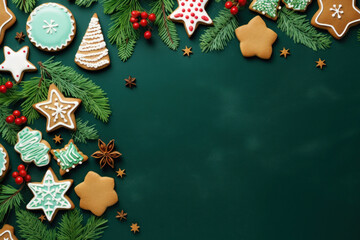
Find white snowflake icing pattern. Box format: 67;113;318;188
330;4;344;18
43;20;59;34
44;98;71;123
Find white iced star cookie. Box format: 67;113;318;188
33;84;81;133
0;46;37;83
168;0;213;37
26;168;74;222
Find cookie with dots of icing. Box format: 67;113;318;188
0;143;9;182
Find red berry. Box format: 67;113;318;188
15;118;22;125
140;19;148;27
0;85;6;93
225;1;233;8
25;174;31;182
230;6;238;14
19;169;27;177
144;31;152;39
148;13;156;22
130;17;138;23
5;115;14;123
141;12;148;19
5;81;13;89
133;22;140;30
17;164;25;171
131;10;140;18
12;171;19;178
20;116;27;124
238;0;246;6
15;176;23;185
13;110;21;117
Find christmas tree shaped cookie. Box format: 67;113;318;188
75;13;110;71
0;143;9;181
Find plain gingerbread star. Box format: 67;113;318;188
235;16;277;60
0;224;18;240
0;46;37;83
74;171;118;216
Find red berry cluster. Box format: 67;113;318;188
225;0;247;14
130;11;156;39
0;81;13;94
12;164;31;184
6;110;27;125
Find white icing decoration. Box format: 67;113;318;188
43;19;59;34
314;0;360;38
0;230;15;240
0;147;7;177
0;0;13;34
330;4;344;18
75;16;110;69
0;46;37;83
169;0;212;37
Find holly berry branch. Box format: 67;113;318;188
130;10;157;39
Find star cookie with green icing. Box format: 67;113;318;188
26;168;74;222
0;143;9;181
51;139;88;176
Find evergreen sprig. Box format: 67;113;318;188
200;9;239;52
72;119;99;144
0;77;21;106
81;215;108;240
277;8;332;51
150;0;180;50
57;209;84;240
0;185;23;223
75;0;98;7
12;0;37;13
104;0;142;62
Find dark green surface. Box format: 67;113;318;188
2;0;360;239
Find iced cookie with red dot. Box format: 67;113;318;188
0;46;37;83
168;0;213;37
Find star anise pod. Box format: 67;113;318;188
92;139;122;168
125;76;136;88
15;32;25;43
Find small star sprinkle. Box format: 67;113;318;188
15;32;25;43
116;210;127;221
125;76;136;88
130;223;140;234
39;215;46;222
53;135;63;144
116;168;126;178
182;46;192;57
316;58;326;69
280;48;290;58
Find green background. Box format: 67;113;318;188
2;0;360;239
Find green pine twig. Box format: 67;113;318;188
0;76;22;106
82;216;108;240
75;0;98;7
277;8;332;51
72;119;99;144
0;185;24;223
200;9;239;52
57;209;84;240
12;0;37;13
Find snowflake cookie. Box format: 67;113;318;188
168;0;213;37
0;143;9;181
26;3;76;52
311;0;360;39
51;139;88;176
14;127;51;167
27;168;74;222
0;0;16;45
33;84;81;133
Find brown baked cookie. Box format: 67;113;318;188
26;3;76;52
311;0;360;39
0;0;16;45
249;0;281;20
0;143;9;182
0;224;18;240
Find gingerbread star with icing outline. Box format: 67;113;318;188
0;0;16;45
0;224;18;240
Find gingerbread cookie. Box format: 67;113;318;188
51;139;88;176
0;46;37;83
0;224;18;240
14;127;51;167
0;0;16;45
27;168;74;222
75;171;118;216
235;16;277;59
249;0;281;20
0;144;9;181
75;13;110;71
168;0;213;37
311;0;360;39
33;84;81;133
26;3;76;52
282;0;312;11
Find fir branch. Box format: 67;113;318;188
277;8;332;51
0;77;22;106
57;209;84;240
72;119;99;144
200;9;239;52
0;105;21;145
82;216;108;240
16;209;56;240
12;0;37;13
150;0;180;50
75;0;97;7
0;185;23;223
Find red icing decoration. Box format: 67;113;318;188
190;3;193;6
195;16;198;19
182;8;185;12
201;16;209;21
189;26;194;31
185;15;189;19
181;2;185;5
7;52;10;55
200;8;203;12
174;13;182;17
187;8;191;12
195;7;198;10
191;20;194;23
198;3;201;6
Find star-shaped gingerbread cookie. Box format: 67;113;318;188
75;171;118;216
311;0;360;39
235;16;277;59
33;84;81;132
0;224;18;240
0;0;16;45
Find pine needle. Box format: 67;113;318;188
0;185;23;223
72;119;99;144
150;0;180;50
277;8;332;51
82;216;108;240
0;105;21;145
200;9;239;52
75;0;97;7
12;0;37;13
0;76;22;106
57;209;84;240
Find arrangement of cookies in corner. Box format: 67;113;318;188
0;0;356;238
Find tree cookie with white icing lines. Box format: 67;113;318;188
51;139;88;176
168;0;213;37
14;127;51;167
75;13;110;71
26;3;76;52
311;0;360;39
0;0;16;45
0;46;37;83
0;143;9;181
33;84;81;133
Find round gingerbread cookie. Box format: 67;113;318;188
0;143;10;182
26;3;76;52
